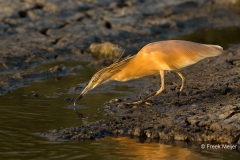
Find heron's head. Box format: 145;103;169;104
74;67;114;104
74;55;133;105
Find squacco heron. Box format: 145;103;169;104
74;40;222;106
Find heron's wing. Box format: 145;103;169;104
141;40;223;70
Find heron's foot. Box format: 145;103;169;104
126;100;152;106
126;92;157;106
177;91;182;104
162;101;173;105
177;91;180;98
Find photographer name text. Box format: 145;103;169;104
201;144;237;150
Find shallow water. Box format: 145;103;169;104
177;26;240;49
0;63;122;159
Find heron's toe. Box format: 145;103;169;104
126;101;141;105
143;101;152;106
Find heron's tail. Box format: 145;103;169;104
208;45;223;56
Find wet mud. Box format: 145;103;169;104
1;0;240;144
39;45;240;144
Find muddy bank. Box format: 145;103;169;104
1;0;240;144
38;44;240;144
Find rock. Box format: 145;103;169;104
64;97;74;102
31;91;39;98
0;22;9;33
0;0;35;20
133;127;143;137
88;42;125;61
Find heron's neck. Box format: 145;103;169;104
111;56;142;81
110;54;160;81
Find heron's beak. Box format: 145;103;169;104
74;86;90;106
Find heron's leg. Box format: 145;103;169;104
128;70;165;105
145;70;165;100
175;71;185;100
